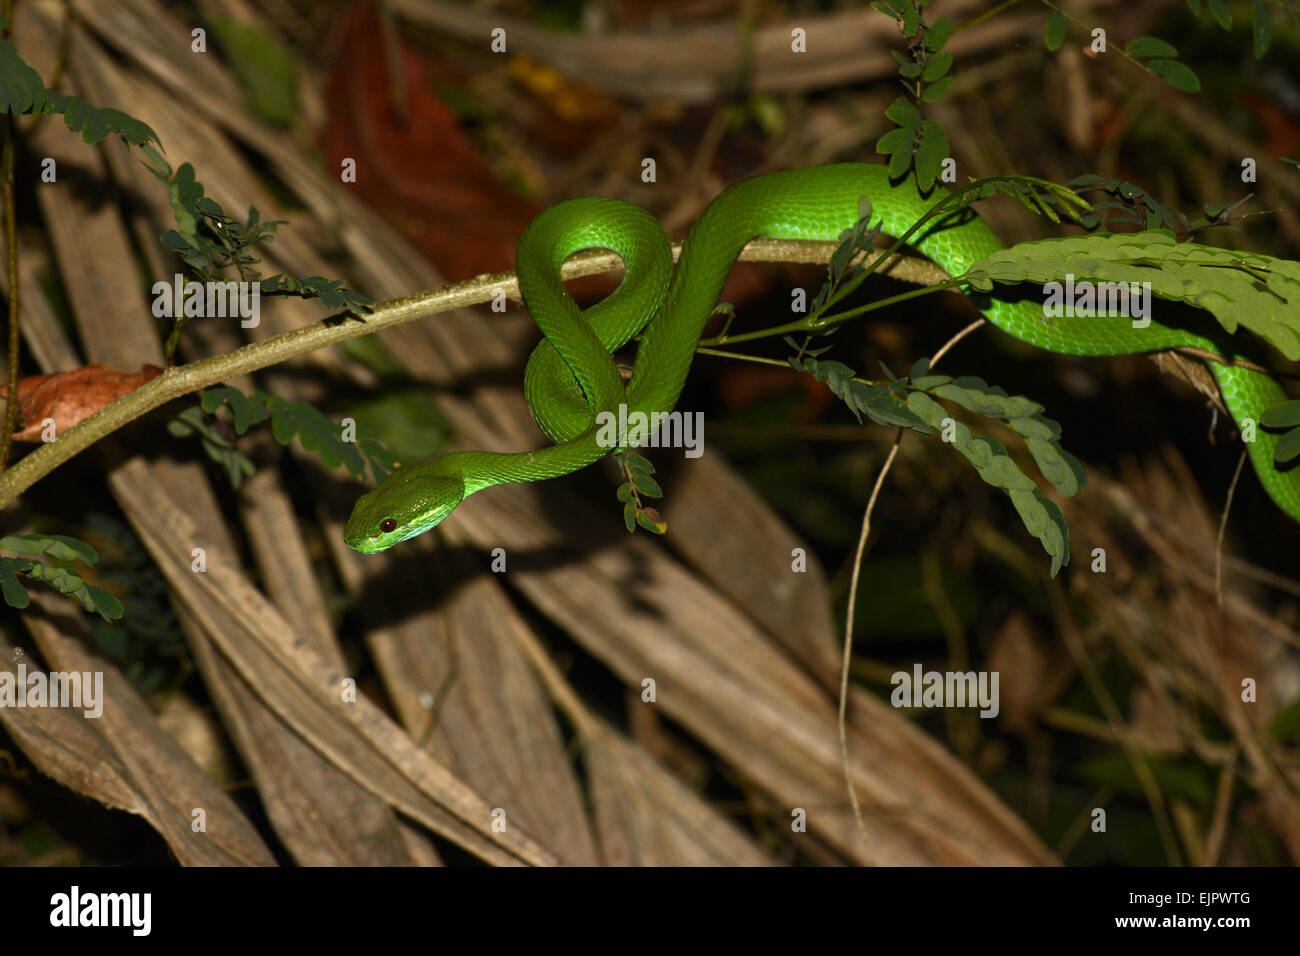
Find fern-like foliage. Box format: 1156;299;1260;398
192;385;406;486
1067;175;1239;235
259;274;375;313
1184;0;1297;57
0;533;124;621
786;348;930;433
0;16;159;148
785;349;1081;576
872;0;953;190
615;451;666;534
0;19;371;362
168;405;256;488
966;230;1300;360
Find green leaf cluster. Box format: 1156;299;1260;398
787;351;931;433
168;405;255;488
0;23;369;362
966;230;1300;361
872;0;952;190
1067;175;1237;235
782;346;1081;576
260;274;374;313
903;388;1072;576
0;533;123;621
1123;36;1201;93
909;358;1087;500
0;22;159;148
1185;0;1297;58
191;385;406;486
1259;400;1300;466
808;198;883;322
615;451;666;534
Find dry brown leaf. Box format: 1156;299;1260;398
0;365;163;442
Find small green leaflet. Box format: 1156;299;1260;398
1260;400;1300;465
787;355;932;433
615;451;666;534
0;533;124;622
1044;10;1067;51
904;392;1071;576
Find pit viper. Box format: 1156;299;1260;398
344;163;1295;553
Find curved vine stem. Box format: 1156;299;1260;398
0;239;948;510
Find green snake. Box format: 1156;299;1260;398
344;163;1296;553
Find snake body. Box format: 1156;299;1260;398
345;163;1295;553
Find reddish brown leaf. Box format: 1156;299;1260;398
0;364;163;442
318;0;541;281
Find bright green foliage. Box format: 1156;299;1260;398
0;533;123;621
873;1;953;190
616;451;665;534
1259;400;1300;465
194;385;405;486
966;231;1300;361
259;275;374;313
1044;9;1067;51
784;345;1080;577
904;390;1071;576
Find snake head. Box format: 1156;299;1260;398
344;463;466;554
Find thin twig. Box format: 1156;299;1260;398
1203;745;1238;867
931;318;986;365
836;316;982;854
0;238;926;509
838;438;899;855
1214;449;1246;609
0;1;18;475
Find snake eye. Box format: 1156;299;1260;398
380;518;397;534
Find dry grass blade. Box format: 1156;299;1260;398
348;539;602;865
108;458;557;865
2;598;277;865
583;722;775;866
1056;450;1300;863
447;483;1056;865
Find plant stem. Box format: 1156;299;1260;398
0;239;945;509
702;279;960;347
0;0;17;475
1;132;16;472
